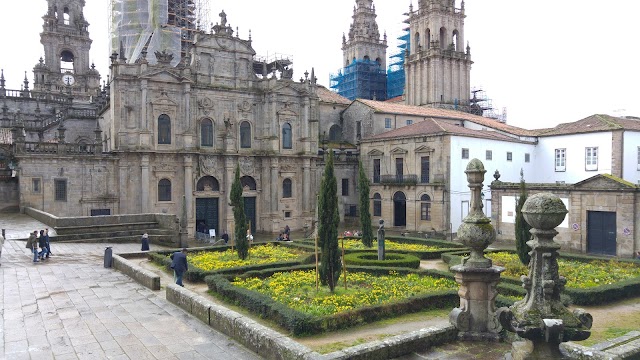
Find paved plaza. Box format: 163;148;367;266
0;215;262;360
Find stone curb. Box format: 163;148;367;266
112;254;161;290
165;283;458;360
562;331;640;359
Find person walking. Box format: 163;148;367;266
38;230;49;260
141;233;150;251
170;248;188;286
26;231;39;263
44;228;52;258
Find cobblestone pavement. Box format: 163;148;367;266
0;240;263;360
0;213;58;240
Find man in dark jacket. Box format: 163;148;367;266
26;231;39;263
38;230;48;260
170;248;188;286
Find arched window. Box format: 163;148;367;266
375;58;382;67
240;121;251;148
282;123;292;149
329;124;342;141
282;178;292;198
452;30;459;51
200;119;213;147
196;176;219;191
440;27;447;48
60;50;75;73
420;194;431;221
426;29;431;49
364;55;370;62
63;7;70;25
158;179;172;201
373;193;382;217
415;32;421;51
158;114;171;144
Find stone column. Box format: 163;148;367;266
140;154;150;213
184;155;193;230
303;158;310;213
449;159;504;341
270;158;279;213
498;193;592;360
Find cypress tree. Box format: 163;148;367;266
358;160;373;247
230;164;249;260
318;151;341;292
515;169;532;265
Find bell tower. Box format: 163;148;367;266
333;0;387;100
34;0;100;100
405;0;472;109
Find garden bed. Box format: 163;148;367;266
442;250;640;305
149;242;314;282
290;236;466;260
205;266;460;336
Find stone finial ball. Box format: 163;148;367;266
464;158;486;183
522;193;568;230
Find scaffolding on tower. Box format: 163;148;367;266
469;87;507;123
330;60;387;101
109;0;211;67
387;24;409;100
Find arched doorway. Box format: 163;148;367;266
240;176;258;233
393;191;407;227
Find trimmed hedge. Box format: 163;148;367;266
343;252;421;269
441;249;640;306
205;267;459;336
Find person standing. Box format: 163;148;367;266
170;248;188;286
221;230;229;244
141;233;150;251
44;229;52;258
38;230;49;260
26;231;38;263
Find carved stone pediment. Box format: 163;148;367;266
390;147;408;155
415;145;435;153
574;174;637;190
151;92;178;107
368;149;384;156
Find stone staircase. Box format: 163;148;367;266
53;221;177;247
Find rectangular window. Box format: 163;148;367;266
420;156;430;183
284;211;292;218
507;152;513;161
486;150;492;161
395;158;404;181
406;119;413;126
32;178;41;193
421;203;431;221
555;149;566;172
54;179;67;202
373;199;382;217
638;147;640;170
342;178;349;196
585;147;598;171
525;153;530;163
462;148;469;159
356;121;362;140
373;159;381;183
384;118;392;129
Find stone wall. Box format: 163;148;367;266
0;178;19;212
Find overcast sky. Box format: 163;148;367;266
1;1;638;129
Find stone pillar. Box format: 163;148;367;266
223;157;235;230
498;193;592;360
449;159;504;341
303;158;310;212
140;154;150;213
270;158;279;213
183;155;193;228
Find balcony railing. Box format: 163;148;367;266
378;174;418;186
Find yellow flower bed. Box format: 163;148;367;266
339;239;440;252
233;270;457;316
188;244;301;271
487;252;640;289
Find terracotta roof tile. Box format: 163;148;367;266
385;95;404;103
355;99;535;136
317;86;351;105
536;114;640;136
365;118;532;144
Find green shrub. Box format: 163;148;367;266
343;252;420;269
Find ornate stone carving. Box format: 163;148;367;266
280;164;296;172
199;156;219;177
239;156;254;175
198;97;215;116
153;163;175;173
238;100;251;113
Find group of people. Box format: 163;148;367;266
276;225;291;241
26;229;52;263
342;229;362;237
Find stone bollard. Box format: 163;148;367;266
377;219;385;260
449;159;504;341
497;193;592;359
